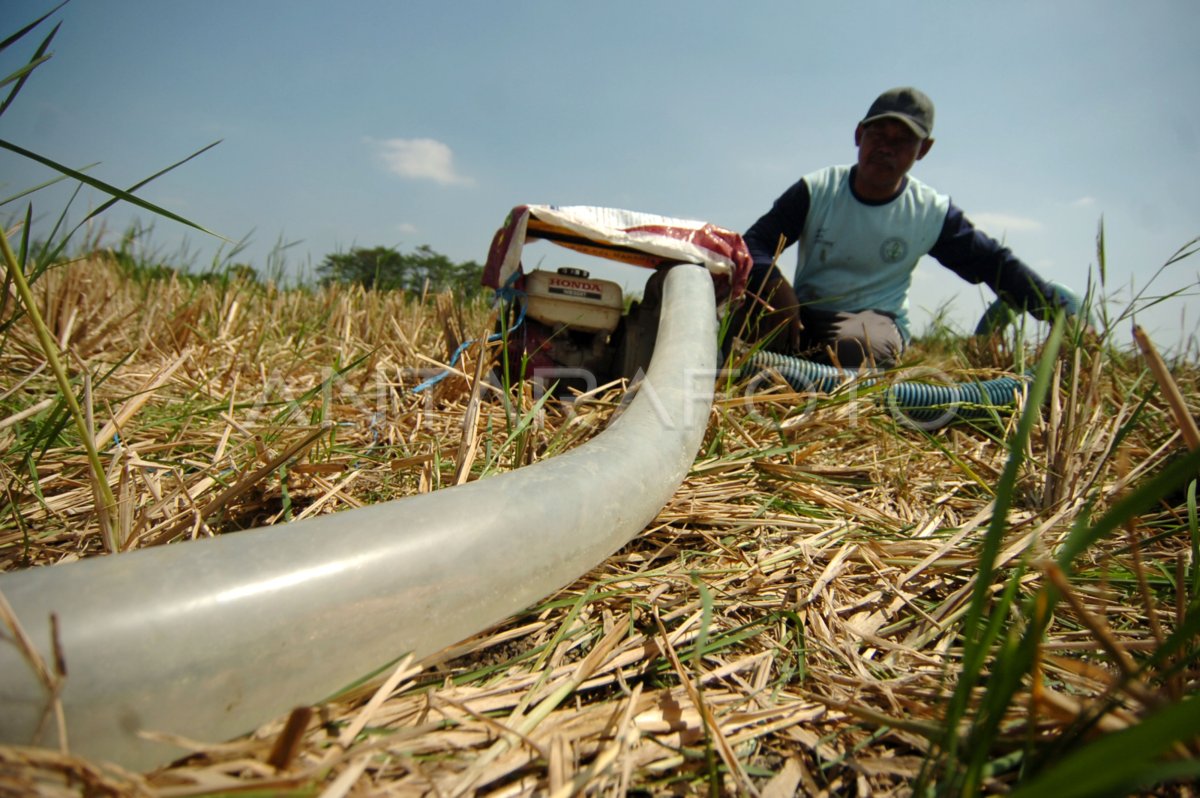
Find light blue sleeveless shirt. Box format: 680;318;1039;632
791;164;950;339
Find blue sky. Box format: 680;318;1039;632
4;0;1199;349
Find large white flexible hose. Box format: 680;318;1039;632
0;264;718;771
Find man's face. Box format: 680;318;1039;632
854;118;933;196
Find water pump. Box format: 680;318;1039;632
498;264;671;395
482;205;752;396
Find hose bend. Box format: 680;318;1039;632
0;264;719;772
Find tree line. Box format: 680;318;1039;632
317;245;484;296
97;233;486;297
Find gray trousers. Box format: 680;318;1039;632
729;264;905;369
795;306;905;369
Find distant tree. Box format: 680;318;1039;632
317;245;483;296
196;263;260;285
227;263;261;284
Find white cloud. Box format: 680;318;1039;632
1070;196;1097;208
396;222;419;236
969;212;1044;236
370;137;473;186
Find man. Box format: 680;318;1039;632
736;86;1074;368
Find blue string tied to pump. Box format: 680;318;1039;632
410;271;526;394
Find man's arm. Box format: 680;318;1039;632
734;179;811;353
929;204;1067;320
743;178;811;272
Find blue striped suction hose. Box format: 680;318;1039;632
744;350;1028;428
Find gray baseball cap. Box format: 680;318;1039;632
860;87;935;138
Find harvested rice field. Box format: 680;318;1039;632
2;250;1199;797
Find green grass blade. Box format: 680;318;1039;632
0;138;225;239
24;182;88;284
0;164;92;208
934;318;1065;786
962;569;1034;792
484;387;555;473
0;19;60;117
0;52;52;93
0;200;69;333
1143;594;1200;677
78;139;223;226
1055;447;1200;571
693;575;714;669
0;229;118;550
1189;479;1199;603
530;585;596;674
0;1;68;53
1007;691;1200;798
264;351;373;429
